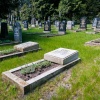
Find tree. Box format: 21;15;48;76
0;0;20;19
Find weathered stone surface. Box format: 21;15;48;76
14;41;39;52
44;48;78;65
86;31;97;34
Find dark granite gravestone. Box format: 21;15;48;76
23;20;28;30
94;18;100;32
92;18;98;28
31;18;36;27
96;18;100;28
13;22;22;42
80;17;87;30
0;22;8;38
44;21;51;33
67;21;72;29
58;21;66;34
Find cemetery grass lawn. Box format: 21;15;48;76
0;25;100;100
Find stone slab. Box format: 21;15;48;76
14;41;39;52
86;31;97;34
44;48;78;65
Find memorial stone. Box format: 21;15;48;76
14;41;39;52
44;21;51;33
44;48;78;65
95;18;100;32
80;17;87;30
39;22;42;28
0;22;8;38
23;20;28;30
13;22;22;42
58;21;66;34
92;18;98;28
67;21;72;29
31;18;36;27
36;20;38;26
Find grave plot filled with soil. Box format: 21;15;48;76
85;38;100;46
13;60;59;81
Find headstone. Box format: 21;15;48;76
67;21;72;29
44;48;78;65
58;21;66;34
36;20;38;26
39;22;42;28
0;22;8;38
44;21;51;33
95;18;100;32
72;21;75;27
80;17;87;30
14;41;39;52
23;20;28;30
31;18;36;27
92;18;98;28
13;22;22;43
56;21;59;28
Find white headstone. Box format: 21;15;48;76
14;41;39;52
67;21;72;29
44;48;78;65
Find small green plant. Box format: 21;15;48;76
20;60;51;75
0;49;16;55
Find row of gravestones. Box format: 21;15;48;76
1;17;100;43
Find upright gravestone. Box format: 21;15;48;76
58;21;66;34
31;18;36;27
56;21;59;28
95;18;100;32
67;21;72;29
0;22;8;38
39;22;42;28
36;20;38;26
13;22;22;43
80;17;87;30
92;18;98;28
44;21;51;33
23;20;28;30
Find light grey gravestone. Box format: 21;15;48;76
14;41;39;52
92;18;98;28
44;48;78;65
31;18;36;27
13;22;22;43
36;20;38;26
67;21;73;29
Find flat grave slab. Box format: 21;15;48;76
86;31;97;34
44;48;78;65
14;41;39;52
0;41;40;61
85;38;100;46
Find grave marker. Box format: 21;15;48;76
44;21;51;33
0;22;8;38
58;21;66;34
23;20;28;30
67;21;72;29
44;48;78;65
31;18;36;27
14;41;39;52
13;22;22;43
80;17;87;30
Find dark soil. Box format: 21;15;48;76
13;62;60;81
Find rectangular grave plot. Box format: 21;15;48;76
2;58;80;94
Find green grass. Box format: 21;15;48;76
0;25;100;100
